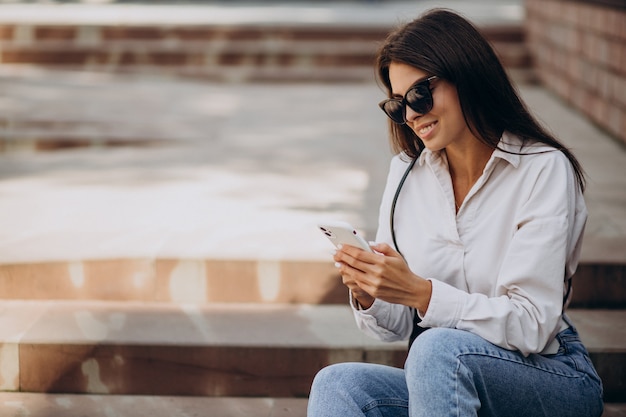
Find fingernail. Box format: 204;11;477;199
334;262;342;268
337;244;343;249
368;241;376;246
331;249;337;255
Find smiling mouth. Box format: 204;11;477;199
418;121;437;136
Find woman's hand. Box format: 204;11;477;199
334;243;432;315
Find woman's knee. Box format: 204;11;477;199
310;363;409;416
311;362;407;400
404;328;485;415
310;362;366;397
311;363;345;392
405;328;480;376
309;363;361;416
407;328;461;357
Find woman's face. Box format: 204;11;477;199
388;62;475;151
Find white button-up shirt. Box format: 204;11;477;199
352;133;587;356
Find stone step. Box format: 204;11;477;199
0;301;407;398
569;309;626;402
604;404;626;417
572;262;626;308
0;301;623;401
0;259;347;305
0;393;624;417
0;393;308;417
0;258;624;307
0;23;534;83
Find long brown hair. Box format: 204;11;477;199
376;9;585;191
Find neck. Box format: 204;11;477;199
445;138;495;211
446;139;494;182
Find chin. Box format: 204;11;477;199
422;141;445;152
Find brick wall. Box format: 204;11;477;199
526;0;626;145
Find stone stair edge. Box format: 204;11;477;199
0;64;533;86
0;41;529;70
0;393;309;417
0;393;624;417
0;16;529;82
0;300;623;400
0;255;623;306
0;300;408;397
0;300;406;348
0;22;524;32
0;257;349;305
1;253;624;267
0;299;620;350
0;2;525;30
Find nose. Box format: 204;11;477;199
404;105;422;124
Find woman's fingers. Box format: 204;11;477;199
333;243;431;314
334;244;380;271
335;245;411;293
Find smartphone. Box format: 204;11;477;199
317;221;373;253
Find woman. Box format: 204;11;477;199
307;9;604;417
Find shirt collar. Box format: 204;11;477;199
493;132;522;168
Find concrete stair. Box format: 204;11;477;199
0;8;533;83
0;259;347;305
0;258;624;403
0;393;309;417
0;301;407;397
571;263;626;308
0;298;623;411
0;393;623;417
0;258;623;307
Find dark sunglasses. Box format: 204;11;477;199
378;76;438;124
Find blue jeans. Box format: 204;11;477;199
308;326;603;416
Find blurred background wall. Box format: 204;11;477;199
526;0;626;146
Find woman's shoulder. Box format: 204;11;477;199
389;152;414;172
499;134;579;192
500;133;572;169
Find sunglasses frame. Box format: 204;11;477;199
379;75;438;124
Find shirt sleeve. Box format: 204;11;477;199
350;292;414;342
419;151;586;356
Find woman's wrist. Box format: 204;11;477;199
352;291;375;310
415;278;432;316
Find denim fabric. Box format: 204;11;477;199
308;326;603;417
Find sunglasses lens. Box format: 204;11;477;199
381;100;406;124
406;83;433;115
379;79;435;124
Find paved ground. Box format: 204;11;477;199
0;1;623;264
0;68;624;265
13;0;621;266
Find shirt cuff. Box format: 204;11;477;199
349;290;364;310
349;290;385;314
419;278;465;328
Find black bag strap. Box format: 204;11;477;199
390;157;417;258
389;157;427;350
